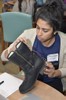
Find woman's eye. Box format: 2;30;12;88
36;25;49;33
42;29;48;33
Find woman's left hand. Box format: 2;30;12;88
43;62;55;77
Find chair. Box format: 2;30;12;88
0;12;32;64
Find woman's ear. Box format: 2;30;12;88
54;31;57;35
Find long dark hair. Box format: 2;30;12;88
35;0;64;31
18;0;31;12
18;0;23;12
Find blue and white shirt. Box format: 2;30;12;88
33;33;60;83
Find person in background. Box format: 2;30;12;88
1;0;66;94
64;0;66;3
12;0;35;15
60;0;66;33
33;0;46;21
2;0;15;12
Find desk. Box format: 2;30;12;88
8;81;66;100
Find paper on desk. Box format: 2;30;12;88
0;94;8;100
0;72;23;98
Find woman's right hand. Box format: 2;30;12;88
8;37;28;54
1;36;28;61
4;36;28;60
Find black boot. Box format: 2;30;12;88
7;42;45;93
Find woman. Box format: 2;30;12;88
1;0;66;93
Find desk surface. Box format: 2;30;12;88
8;81;66;100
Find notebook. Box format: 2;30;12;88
0;94;8;100
0;72;22;98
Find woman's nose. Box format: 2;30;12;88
38;29;42;36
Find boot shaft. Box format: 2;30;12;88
8;42;45;72
16;42;45;69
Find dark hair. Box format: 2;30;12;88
18;0;23;12
18;0;31;12
35;0;64;31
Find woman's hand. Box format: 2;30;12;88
44;62;55;77
1;36;29;61
8;37;28;54
43;62;61;78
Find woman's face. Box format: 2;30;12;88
36;18;54;44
